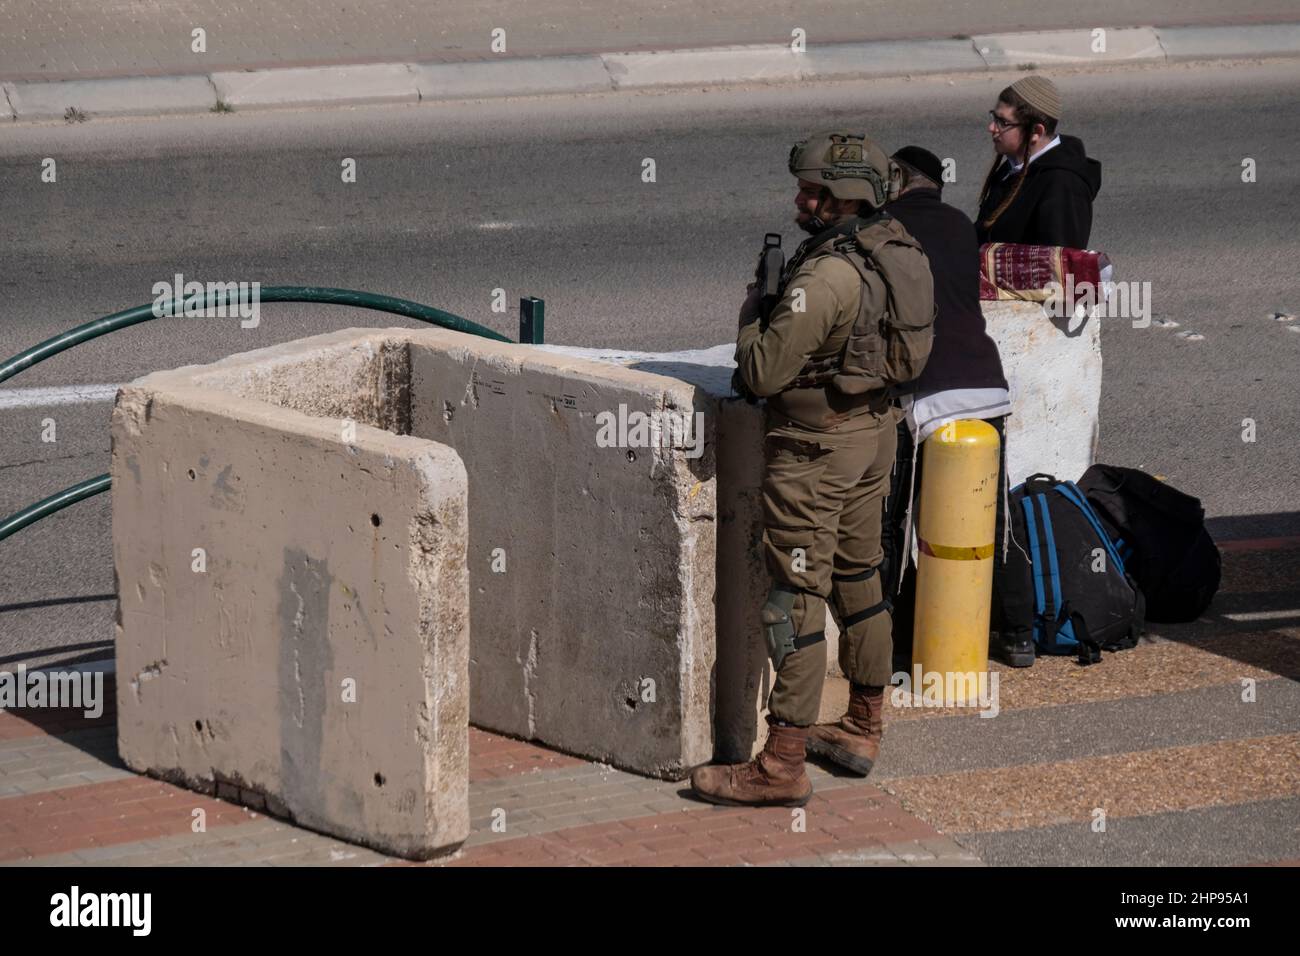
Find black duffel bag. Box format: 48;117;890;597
1076;465;1221;623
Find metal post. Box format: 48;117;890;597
519;296;545;344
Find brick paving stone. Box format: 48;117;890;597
0;776;254;862
468;726;587;781
0;728;126;797
8;642;1287;867
415;776;956;866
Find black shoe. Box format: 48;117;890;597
990;630;1035;668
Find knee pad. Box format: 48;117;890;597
761;587;825;670
832;566;891;631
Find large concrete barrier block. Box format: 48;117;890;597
538;344;770;764
407;331;717;778
712;397;774;761
111;353;469;860
983;301;1102;484
117;327;718;781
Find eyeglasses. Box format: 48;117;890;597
988;110;1019;131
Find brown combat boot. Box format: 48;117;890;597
690;720;812;807
806;683;883;777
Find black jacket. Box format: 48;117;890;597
885;188;1008;394
975;135;1101;249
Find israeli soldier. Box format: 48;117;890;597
691;131;936;807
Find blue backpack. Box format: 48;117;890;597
999;474;1145;664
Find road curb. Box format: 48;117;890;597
3;75;216;121
211;62;420;110
1158;22;1300;61
412;55;612;100
1;23;1296;122
972;26;1165;67
801;39;982;80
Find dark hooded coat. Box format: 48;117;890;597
975;135;1101;249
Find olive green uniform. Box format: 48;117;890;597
736;232;903;727
691;129;933;808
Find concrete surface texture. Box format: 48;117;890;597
531;343;777;761
110;334;470;860
984;299;1102;484
408;331;718;778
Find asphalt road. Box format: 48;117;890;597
1;58;1298;662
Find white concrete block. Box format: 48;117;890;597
983;300;1101;484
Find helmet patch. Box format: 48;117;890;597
827;143;863;164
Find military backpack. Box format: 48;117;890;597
792;213;937;395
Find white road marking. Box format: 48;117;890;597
0;384;121;410
1222;609;1300;622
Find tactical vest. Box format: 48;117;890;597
786;214;936;395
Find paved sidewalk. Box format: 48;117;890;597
0;676;981;867
1;538;1297;867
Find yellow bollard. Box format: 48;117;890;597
911;419;1000;705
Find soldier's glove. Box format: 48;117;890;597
761;588;798;670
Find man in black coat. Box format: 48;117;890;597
875;146;1032;672
976;75;1101;249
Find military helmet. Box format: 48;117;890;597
788;130;897;207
